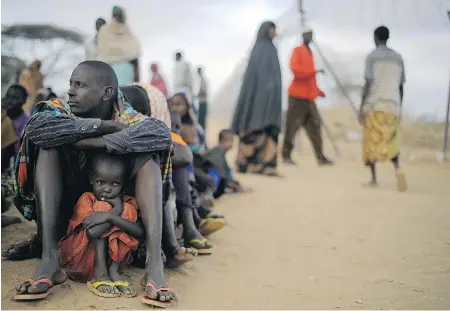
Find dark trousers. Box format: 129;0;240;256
282;96;323;159
198;102;207;131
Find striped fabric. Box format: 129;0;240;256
13;89;172;221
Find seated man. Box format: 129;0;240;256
9;61;175;304
122;85;198;269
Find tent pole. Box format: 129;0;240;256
313;42;359;116
444;72;450;161
443;12;450;162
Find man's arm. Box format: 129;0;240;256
75;117;172;153
25;109;126;149
290;48;316;79
399;57;405;112
26;112;102;148
359;55;374;119
102;117;172;154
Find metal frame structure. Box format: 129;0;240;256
443;11;450;161
295;0;342;158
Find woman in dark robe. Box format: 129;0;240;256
231;21;282;177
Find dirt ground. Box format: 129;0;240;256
2;123;450;309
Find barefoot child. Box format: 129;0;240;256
203;129;252;196
58;153;143;298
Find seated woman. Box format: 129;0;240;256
57;153;141;298
170;111;225;252
121;85;198;267
169;93;207;154
169;93;217;205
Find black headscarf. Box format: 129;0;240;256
231;21;282;135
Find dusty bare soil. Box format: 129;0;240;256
2;119;450;309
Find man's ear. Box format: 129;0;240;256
102;86;115;102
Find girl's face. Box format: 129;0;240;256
170;95;188;118
268;25;277;40
3;88;26;111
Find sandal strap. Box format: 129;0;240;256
113;281;130;287
145;282;157;291
155;287;173;293
28;278;54;287
91;281;115;289
145;283;172;293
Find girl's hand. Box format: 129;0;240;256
82;212;111;230
105;197;124;216
104;197;122;208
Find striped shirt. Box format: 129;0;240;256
25;107;172;154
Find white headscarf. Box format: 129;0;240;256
96;8;141;64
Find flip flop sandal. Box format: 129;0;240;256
14;279;54;301
199;218;225;236
113;281;137;298
187;238;213;255
206;211;225;219
87;281;120;298
142;283;178;309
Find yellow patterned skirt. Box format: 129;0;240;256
362;110;400;165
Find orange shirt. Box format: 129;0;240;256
288;44;324;101
171;132;187;146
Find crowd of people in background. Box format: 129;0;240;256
1;4;407;308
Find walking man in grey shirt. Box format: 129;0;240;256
360;26;407;191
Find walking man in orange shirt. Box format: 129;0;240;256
282;28;333;166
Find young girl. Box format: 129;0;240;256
58;153;143;298
2;84;31;152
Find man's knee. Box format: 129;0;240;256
37;148;60;163
135;158;162;194
137;158;161;177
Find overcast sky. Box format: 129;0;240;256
2;0;450;119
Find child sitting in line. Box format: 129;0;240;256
2;84;31;153
58;153;142;298
203;129;252;196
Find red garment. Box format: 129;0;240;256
150;63;168;98
288;44;324;101
58;193;139;282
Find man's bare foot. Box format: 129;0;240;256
1;215;22;228
108;261;136;297
3;234;42;260
166;247;197;269
140;269;176;302
16;250;66;295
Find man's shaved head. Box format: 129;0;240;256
68;61;118;118
78;61;119;89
